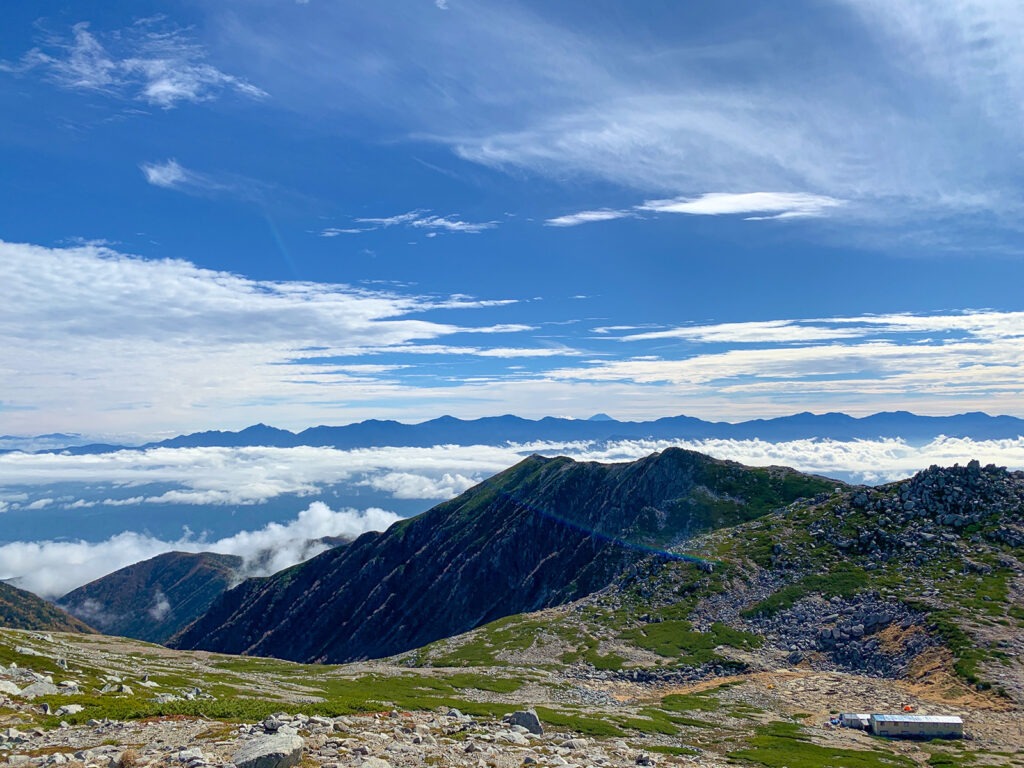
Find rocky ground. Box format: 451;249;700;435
1;628;1022;768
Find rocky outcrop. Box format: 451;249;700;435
808;461;1024;567
173;449;834;663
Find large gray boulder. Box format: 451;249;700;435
19;681;59;698
232;734;304;768
507;709;543;735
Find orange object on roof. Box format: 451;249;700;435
903;705;915;712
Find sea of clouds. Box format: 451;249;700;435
3;436;1023;598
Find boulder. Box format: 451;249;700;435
507;709;544;735
232;734;305;768
20;681;59;698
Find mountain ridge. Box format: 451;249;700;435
35;410;1024;455
171;448;837;662
0;581;95;634
57;551;244;644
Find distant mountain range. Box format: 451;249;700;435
17;410;1024;455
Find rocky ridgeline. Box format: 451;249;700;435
0;706;669;768
809;461;1024;563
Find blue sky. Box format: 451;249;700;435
2;0;1024;438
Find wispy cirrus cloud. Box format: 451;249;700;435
322;209;498;236
1;20;266;108
140;158;208;190
139;159;292;207
213;1;1024;243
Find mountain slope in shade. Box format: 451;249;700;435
0;581;94;633
58;552;243;643
171;448;837;663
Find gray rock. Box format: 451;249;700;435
562;738;588;749
0;680;20;696
20;681;59;698
507;709;544;735
360;759;391;768
232;734;305;768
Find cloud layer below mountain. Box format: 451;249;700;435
3;435;1023;598
0;502;398;599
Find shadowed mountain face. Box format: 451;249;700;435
58;552;243;643
0;581;94;634
172;448;836;663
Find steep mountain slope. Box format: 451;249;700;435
59;552;243;643
173;449;835;662
0;581;94;633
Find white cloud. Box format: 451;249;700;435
638;192;845;220
411;215;496;233
546;193;843;228
0;240;528;435
3;21;266;108
140;159;190;189
621;320;865;344
148;590;171;621
339;210;497;235
359;471;478;499
320;228;366;236
139;159;286;204
545;209;633;227
0;444;517;506
536;435;1024;486
619;311;1024;345
0;501;399;598
843;1;1024;139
